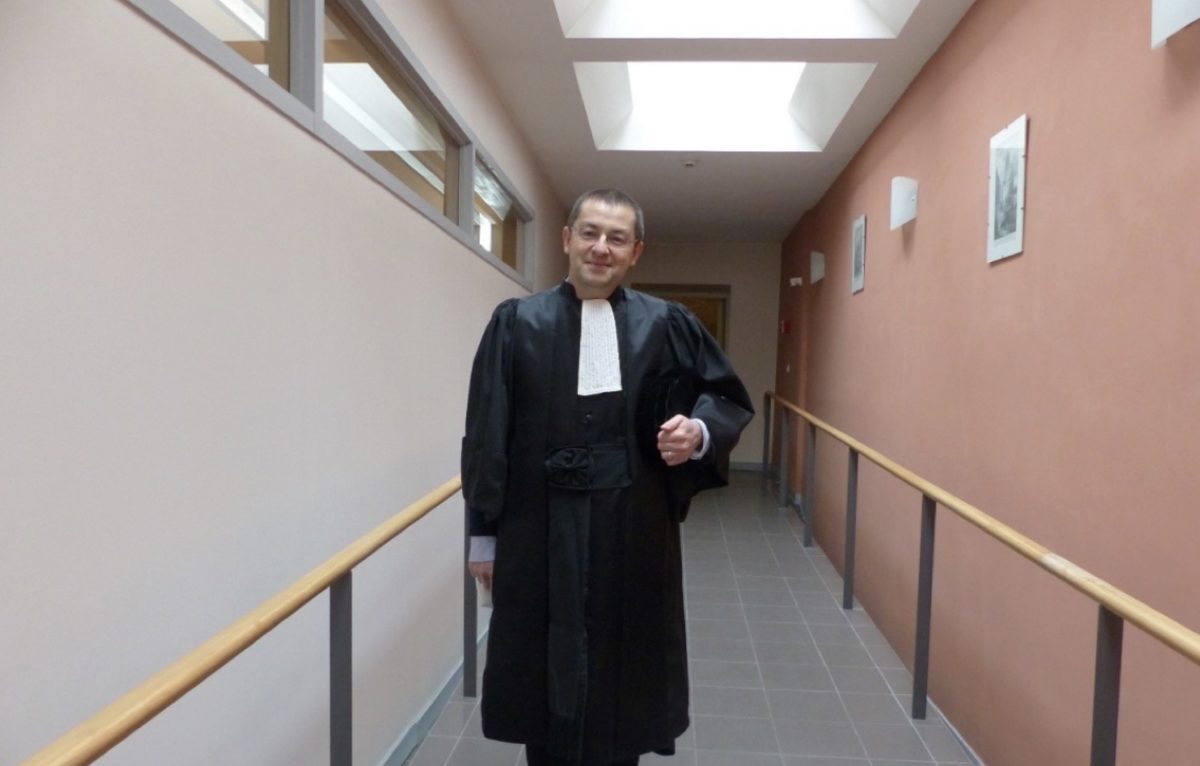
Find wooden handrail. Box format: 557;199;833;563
766;392;1200;666
22;476;463;766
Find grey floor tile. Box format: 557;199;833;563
792;591;839;608
914;721;973;763
687;587;742;605
733;559;784;575
690;638;758;662
806;624;861;645
691;686;772;717
747;621;812;643
429;700;477;736
686;573;738;589
696;751;783;766
676;724;696;749
787;576;831;593
759;662;835;692
816;643;875;668
692;715;780;753
688;560;736;575
643;749;696;765
852;624;890;646
740;589;800;607
766;689;849;723
462;705;484;738
799;607;851;625
744;604;804;623
406;735;456;766
738;575;791;591
686;602;746;621
854;724;934;762
688;618;753;641
446;736;521;766
690;659;763;689
865;643;907;669
783;758;870;766
827;666;892;694
773;720;864;758
844;609;876;626
755;640;823;665
879;667;914;695
839;693;909;725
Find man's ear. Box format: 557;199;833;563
562;225;572;254
630;240;645;267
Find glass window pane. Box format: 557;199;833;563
473;160;522;270
323;4;457;218
168;0;290;90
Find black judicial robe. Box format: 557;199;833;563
462;282;753;762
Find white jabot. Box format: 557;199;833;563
578;299;622;395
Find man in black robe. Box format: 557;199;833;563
462;189;753;766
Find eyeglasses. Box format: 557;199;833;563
571;225;637;250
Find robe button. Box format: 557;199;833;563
583;413;593;424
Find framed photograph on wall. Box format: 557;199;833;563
851;214;866;293
987;114;1028;263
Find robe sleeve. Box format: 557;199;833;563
462;299;519;536
664;302;755;511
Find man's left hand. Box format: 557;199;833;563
657;415;702;466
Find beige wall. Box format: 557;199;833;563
0;1;558;764
778;1;1200;763
632;241;781;467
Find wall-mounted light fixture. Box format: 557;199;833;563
1152;0;1200;47
810;251;826;283
890;176;918;230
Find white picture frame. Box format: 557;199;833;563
987;114;1028;263
851;215;866;293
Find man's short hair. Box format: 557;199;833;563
567;188;645;242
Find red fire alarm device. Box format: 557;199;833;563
780;320;791;334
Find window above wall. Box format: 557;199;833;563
473;156;526;271
322;3;460;220
167;0;291;89
141;0;534;285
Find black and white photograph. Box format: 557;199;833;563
851;214;866;293
987;114;1028;263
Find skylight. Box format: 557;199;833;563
575;61;875;152
555;0;920;39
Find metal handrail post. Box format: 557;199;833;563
330;573;353;766
802;422;816;547
463;512;478;697
842;450;859;609
761;393;773;479
777;411;791;509
1090;606;1124;766
912;494;936;719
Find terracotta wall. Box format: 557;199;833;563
777;1;1200;763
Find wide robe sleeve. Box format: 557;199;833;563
461;299;519;536
663;302;755;515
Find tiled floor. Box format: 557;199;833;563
408;472;977;766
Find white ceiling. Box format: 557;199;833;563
443;0;976;242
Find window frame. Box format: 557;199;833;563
124;0;534;287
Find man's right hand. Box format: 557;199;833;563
469;561;494;591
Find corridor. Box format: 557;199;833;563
408;472;977;766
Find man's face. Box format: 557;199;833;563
563;199;644;300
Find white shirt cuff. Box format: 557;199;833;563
470;536;496;563
690;419;711;460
